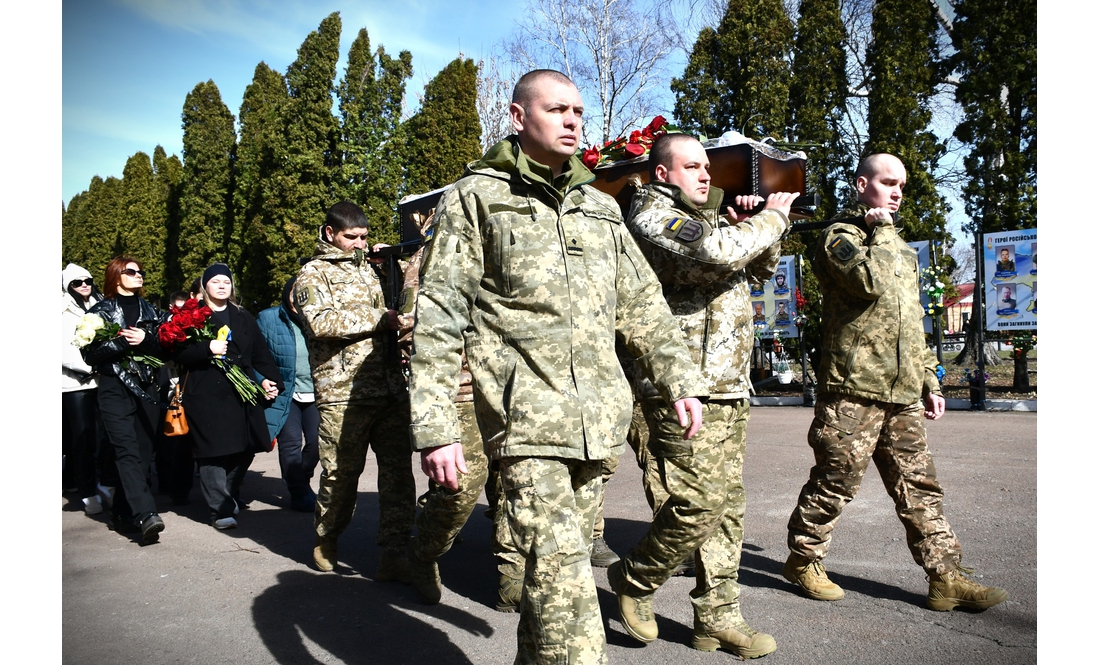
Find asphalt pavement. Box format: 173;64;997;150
61;407;1037;664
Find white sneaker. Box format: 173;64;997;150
83;495;104;516
96;483;115;509
213;517;238;530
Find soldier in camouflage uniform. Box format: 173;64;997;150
783;153;1007;612
408;70;706;665
608;134;796;659
294;201;415;580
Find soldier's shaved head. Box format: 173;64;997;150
855;153;904;181
512;69;575;108
648;133;701;181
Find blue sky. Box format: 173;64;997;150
62;0;530;204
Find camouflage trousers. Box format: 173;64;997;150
592;402;666;540
500;456;607;665
412;401;524;576
618;399;751;631
315;399;415;554
786;393;962;575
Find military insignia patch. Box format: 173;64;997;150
674;219;705;244
827;236;857;261
666;217;686;232
294;286;319;308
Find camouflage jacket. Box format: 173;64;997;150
814;204;940;404
409;137;705;459
294;239;404;405
626;182;788;400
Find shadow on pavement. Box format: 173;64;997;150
253;569;494;664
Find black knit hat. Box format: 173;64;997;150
202;263;233;288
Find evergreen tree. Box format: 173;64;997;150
405;57;483;198
178;80;237;288
62;176;125;281
784;0;850;372
258;12;343;307
336;28;413;246
153;146;185;292
949;0;1036;234
119;152;167;301
672;1;795;140
864;0;949;246
234;62;290;305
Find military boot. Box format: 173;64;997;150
608;561;657;643
590;536;620;568
496;572;523;613
927;566;1008;612
782;552;844;601
692;618;777;659
408;551;442;604
313;537;337;572
376;548;411;584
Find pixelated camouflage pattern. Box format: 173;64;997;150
314;400;415;550
626;182;788;400
814;205;941;405
411;401;524;574
624;399;668;514
618;399;752;630
500;456;607;665
408;137;705;461
295;240;405;404
787;393;962;575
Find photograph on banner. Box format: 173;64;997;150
983;228;1036;331
908;240;933;334
751;255;800;338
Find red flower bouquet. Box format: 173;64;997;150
578;115;679;169
159;298;265;405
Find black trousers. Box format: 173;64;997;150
197;451;254;520
97;375;160;520
62;389;100;497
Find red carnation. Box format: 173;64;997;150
582;147;601;170
647;115;667;133
629;130;642;144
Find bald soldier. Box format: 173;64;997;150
407;69;706;664
782;153;1008;612
609;133;796;659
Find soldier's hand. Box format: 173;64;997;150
421;441;468;491
726;195;764;223
924;393;946;420
864;207;895;228
674;397;704;440
367;243;391;264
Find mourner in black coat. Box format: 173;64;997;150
174;264;283;528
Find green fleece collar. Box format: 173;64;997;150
473;136;595;201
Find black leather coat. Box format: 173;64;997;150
81;296;166;405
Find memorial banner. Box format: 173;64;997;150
750;255;800;338
983;229;1036;331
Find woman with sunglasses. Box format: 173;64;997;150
62;264;109;515
82;257;167;545
171;264;282;530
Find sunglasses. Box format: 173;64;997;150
69;278;94;287
121;268;146;277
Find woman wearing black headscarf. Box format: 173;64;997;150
172;264;283;529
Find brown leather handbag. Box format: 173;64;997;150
163;374;189;437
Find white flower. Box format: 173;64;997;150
72;313;105;347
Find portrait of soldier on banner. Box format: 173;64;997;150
1030;243;1037;275
996;284;1018;315
772;269;790;295
750;281;764;297
995;246;1017;278
775;300;791;326
752;301;767;326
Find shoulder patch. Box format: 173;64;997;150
664;217;705;244
294;285;320;308
827;236;858;262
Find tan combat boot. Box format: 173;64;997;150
376;548;411;584
927;566;1008;611
408;552;442;604
608;561;657;643
496;572;523;613
692;618;777;659
313;537;337;572
782;552;844;601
